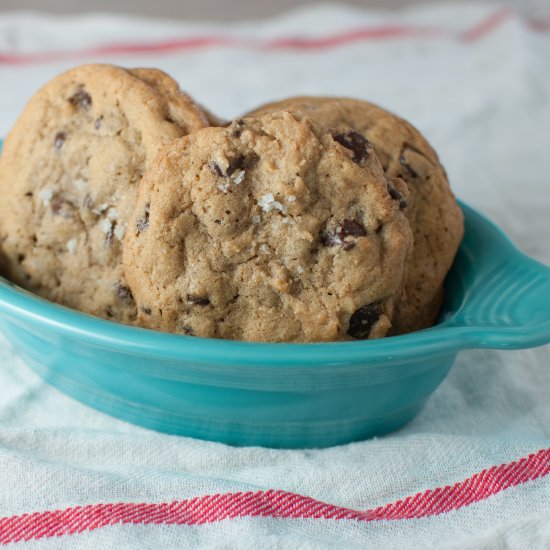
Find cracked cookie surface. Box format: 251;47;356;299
0;64;209;322
247;97;464;333
124;112;413;342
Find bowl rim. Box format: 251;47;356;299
1;201;550;367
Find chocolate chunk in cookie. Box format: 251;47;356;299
68;88;92;110
187;294;211;306
386;178;408;210
321;219;367;251
331;130;370;165
347;303;382;339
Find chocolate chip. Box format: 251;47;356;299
105;307;114;318
208;161;224;178
140;306;152;315
187;294;210;306
332;130;370;165
94;116;103;130
209;154;255;179
340;219;368;237
24;192;33;197
321;219;367;251
386;179;408;209
227;155;245;176
347;303;381;339
54;132;66;150
181;325;196;336
136;203;150;233
231;119;245;138
68;88;92;110
115;283;133;302
321;232;345;249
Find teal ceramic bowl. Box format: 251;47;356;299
1;141;550;448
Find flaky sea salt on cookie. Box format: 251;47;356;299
124;112;413;342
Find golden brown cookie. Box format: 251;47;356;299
0;64;209;323
124;112;413;342
246;97;464;333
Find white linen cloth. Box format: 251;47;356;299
1;3;550;548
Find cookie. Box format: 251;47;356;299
130;67;225;127
124;112;413;342
0;64;209;323
246;97;464;333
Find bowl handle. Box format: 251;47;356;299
448;253;550;349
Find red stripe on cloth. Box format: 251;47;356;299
264;25;443;49
0;25;441;65
0;37;236;65
1;10;549;65
1;448;550;544
459;8;513;42
528;16;550;32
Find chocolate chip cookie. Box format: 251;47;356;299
124;112;413;342
0;64;209;323
247;97;464;333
